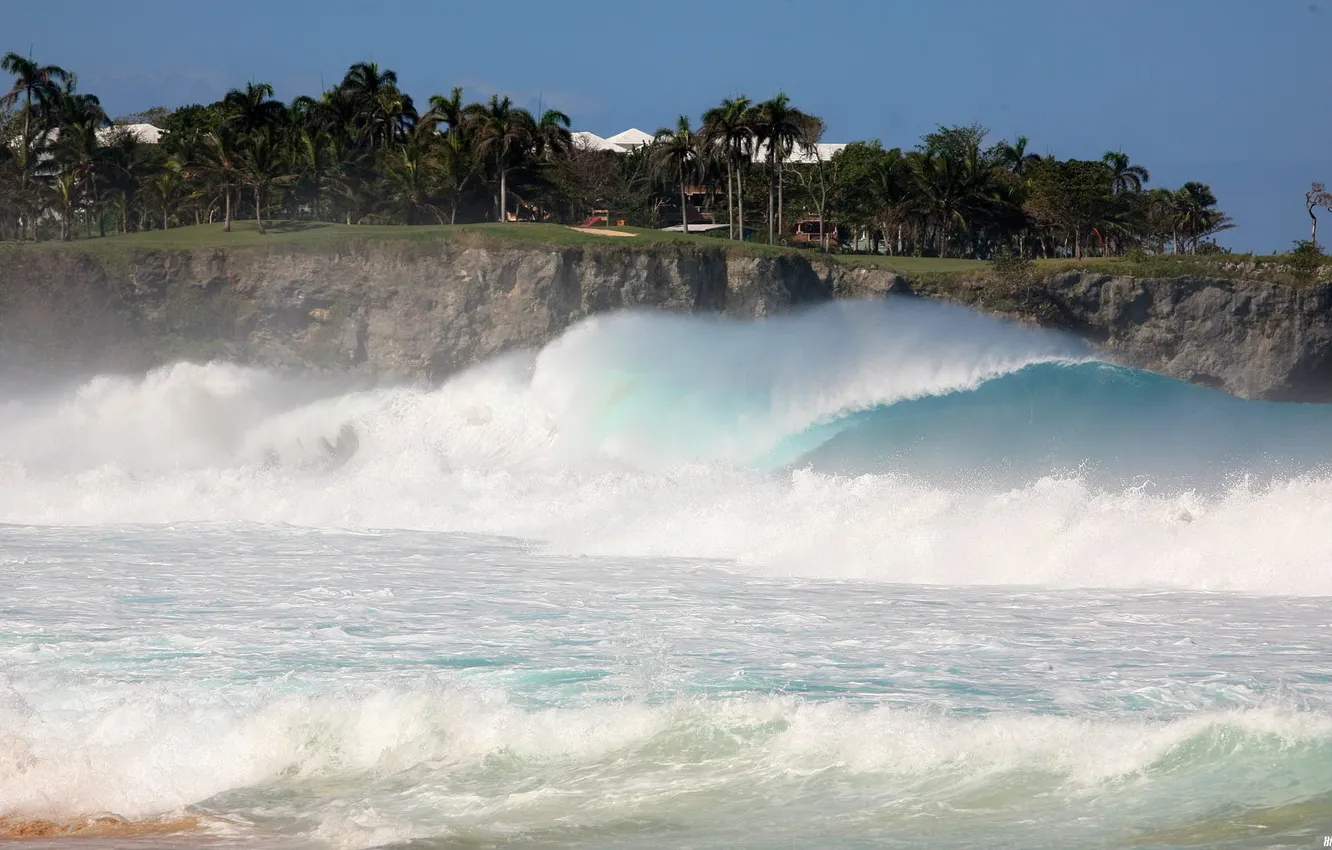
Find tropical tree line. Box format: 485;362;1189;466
817;127;1232;258
1;50;1232;257
0;53;581;239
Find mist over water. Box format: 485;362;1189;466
3;298;1332;848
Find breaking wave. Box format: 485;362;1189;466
3;298;1332;592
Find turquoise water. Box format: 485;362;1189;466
1;300;1331;848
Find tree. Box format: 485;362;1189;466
422;87;465;134
701;96;752;239
147;164;185;230
47;83;109;237
533;108;572;161
748;93;821;243
921;123;989;161
651;115;700;233
1102;151;1150;194
221;82;285;133
1;52;70;237
909;151;971;258
830;141;907;253
467;95;536;222
292;127;353;222
195;125;242;231
1173;181;1231;254
1024;159;1114;258
992;136;1041;177
98;128;155;235
1306;182;1332;246
381;131;447;225
233;125;290;233
339;62;415;149
791;140;840;251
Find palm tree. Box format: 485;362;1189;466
195;126;242;231
99;129;152;235
909;151;971;258
292;127;355;221
339;62;414;149
651;115;700;234
422;87;465;134
701;96;752;240
435;129;480;225
533;108;572;161
1173;181;1231;254
1102;151;1150;194
234;125;290;234
382;130;446;225
147;164;185;230
48;83;109;236
748;93;819;243
467;95;536;222
993;136;1041;177
221;82;285;133
1;52;70;237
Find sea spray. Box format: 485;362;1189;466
3;300;1332;592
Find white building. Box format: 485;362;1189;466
571;127;654;153
573;127;845;163
40;123;164;146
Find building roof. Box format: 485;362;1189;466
572;128;848;162
571;131;619;152
752;141;847;165
112;123;164;144
41;123;164;146
603;127;654;149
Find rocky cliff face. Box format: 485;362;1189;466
2;240;1330;401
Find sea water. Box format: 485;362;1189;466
2;298;1331;849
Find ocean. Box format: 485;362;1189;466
2;298;1331;849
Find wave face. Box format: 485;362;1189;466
3;298;1332;592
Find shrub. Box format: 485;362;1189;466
1289;239;1322;280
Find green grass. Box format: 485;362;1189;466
21;222;1310;285
831;254;988;274
14;220;974;271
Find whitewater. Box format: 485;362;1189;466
2;297;1331;848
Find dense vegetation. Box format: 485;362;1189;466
0;52;1234;258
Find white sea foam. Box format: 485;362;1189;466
3;678;1328;834
2;301;1331;594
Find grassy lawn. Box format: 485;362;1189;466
14;222;1300;284
832;254;988;274
10;220;979;273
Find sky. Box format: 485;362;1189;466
7;0;1329;252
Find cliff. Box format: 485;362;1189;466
2;238;1330;401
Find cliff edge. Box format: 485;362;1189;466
2;239;1330;401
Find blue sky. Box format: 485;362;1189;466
8;0;1327;252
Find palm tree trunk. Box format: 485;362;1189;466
499;165;507;222
736;159;745;241
767;156;775;244
223;188;232;232
725;160;734;240
776;159;783;244
680;161;689;235
255;186;265;234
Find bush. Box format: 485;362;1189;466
1289;239;1322;280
